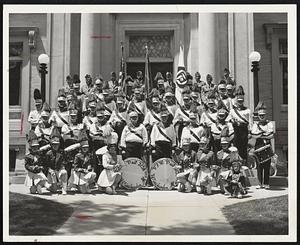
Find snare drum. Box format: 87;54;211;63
119;158;148;190
254;144;274;164
150;158;179;190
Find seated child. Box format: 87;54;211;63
69;128;96;193
224;153;247;198
24;130;51;194
195;130;215;195
176;137;198;193
97;132;122;195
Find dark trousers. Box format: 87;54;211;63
257;159;271;185
190;143;200;152
152;141;172;162
233;124;248;160
125;142;143;159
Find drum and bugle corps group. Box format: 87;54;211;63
25;68;275;198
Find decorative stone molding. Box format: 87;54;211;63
9;27;39;49
263;23;287;49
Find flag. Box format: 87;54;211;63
175;45;187;105
144;44;152;98
119;42;126;92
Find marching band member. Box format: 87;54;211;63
163;86;177;118
108;91;128;145
211;101;234;154
250;101;274;189
71;128;97;194
176;137;197;193
120;104;148;160
216;127;234;194
45;126;68;195
28;89;43;130
127;84;147;124
143;89;161;135
217;79;231;112
63;75;74;94
91;75;104;102
24;130;51;194
226;79;236;108
89;101;113;179
61;101;84;179
150;103;176;162
35;102;53;147
224;154;247;198
200;74;216;105
102;81;117;121
82;93;98;131
49;89;69;131
97;132;122;195
181;105;205;152
173;86;193;144
195;130;215;195
229;85;252;161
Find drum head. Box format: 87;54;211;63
64;143;81;152
150;158;179;190
119;158;148;190
96;146;108;155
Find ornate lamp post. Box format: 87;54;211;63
249;51;261;107
38;54;50;101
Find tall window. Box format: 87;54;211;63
279;39;288;105
9;42;23;106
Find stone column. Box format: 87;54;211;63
228;13;254;110
79;14;101;84
198;13;219;82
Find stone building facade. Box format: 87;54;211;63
8;12;288;167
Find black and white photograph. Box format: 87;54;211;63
3;4;297;242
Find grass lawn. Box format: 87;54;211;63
9;192;73;235
222;195;288;235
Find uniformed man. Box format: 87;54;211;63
120;104;148;160
190;89;204;115
135;71;144;88
216;79;232;112
165;72;175;91
70;128;97;193
35;102;53;147
194;72;205;91
150;103;176;162
201;74;216;105
91;75;104;102
173;86;193;144
107;71;118;89
89;101;113;179
24;130;51;194
127;84;147;124
63;75;74;94
228;85;252;160
49;89;69;132
211;101;234;154
124;76;134;102
28;89;43;130
82;93;98;131
226;79;236;108
156;79;166;99
102;81;117;122
181;105;205;152
250;101;274;189
143;89;161;135
163;86;177;118
45;126;68;195
223;68;236;87
72;74;85;122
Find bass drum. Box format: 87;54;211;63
150;158;180;190
119;158;148;190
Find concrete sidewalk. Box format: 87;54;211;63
9;184;288;235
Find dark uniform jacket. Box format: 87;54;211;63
196;149;214;169
24;152;45;174
74;152;94;172
46;149;66;171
